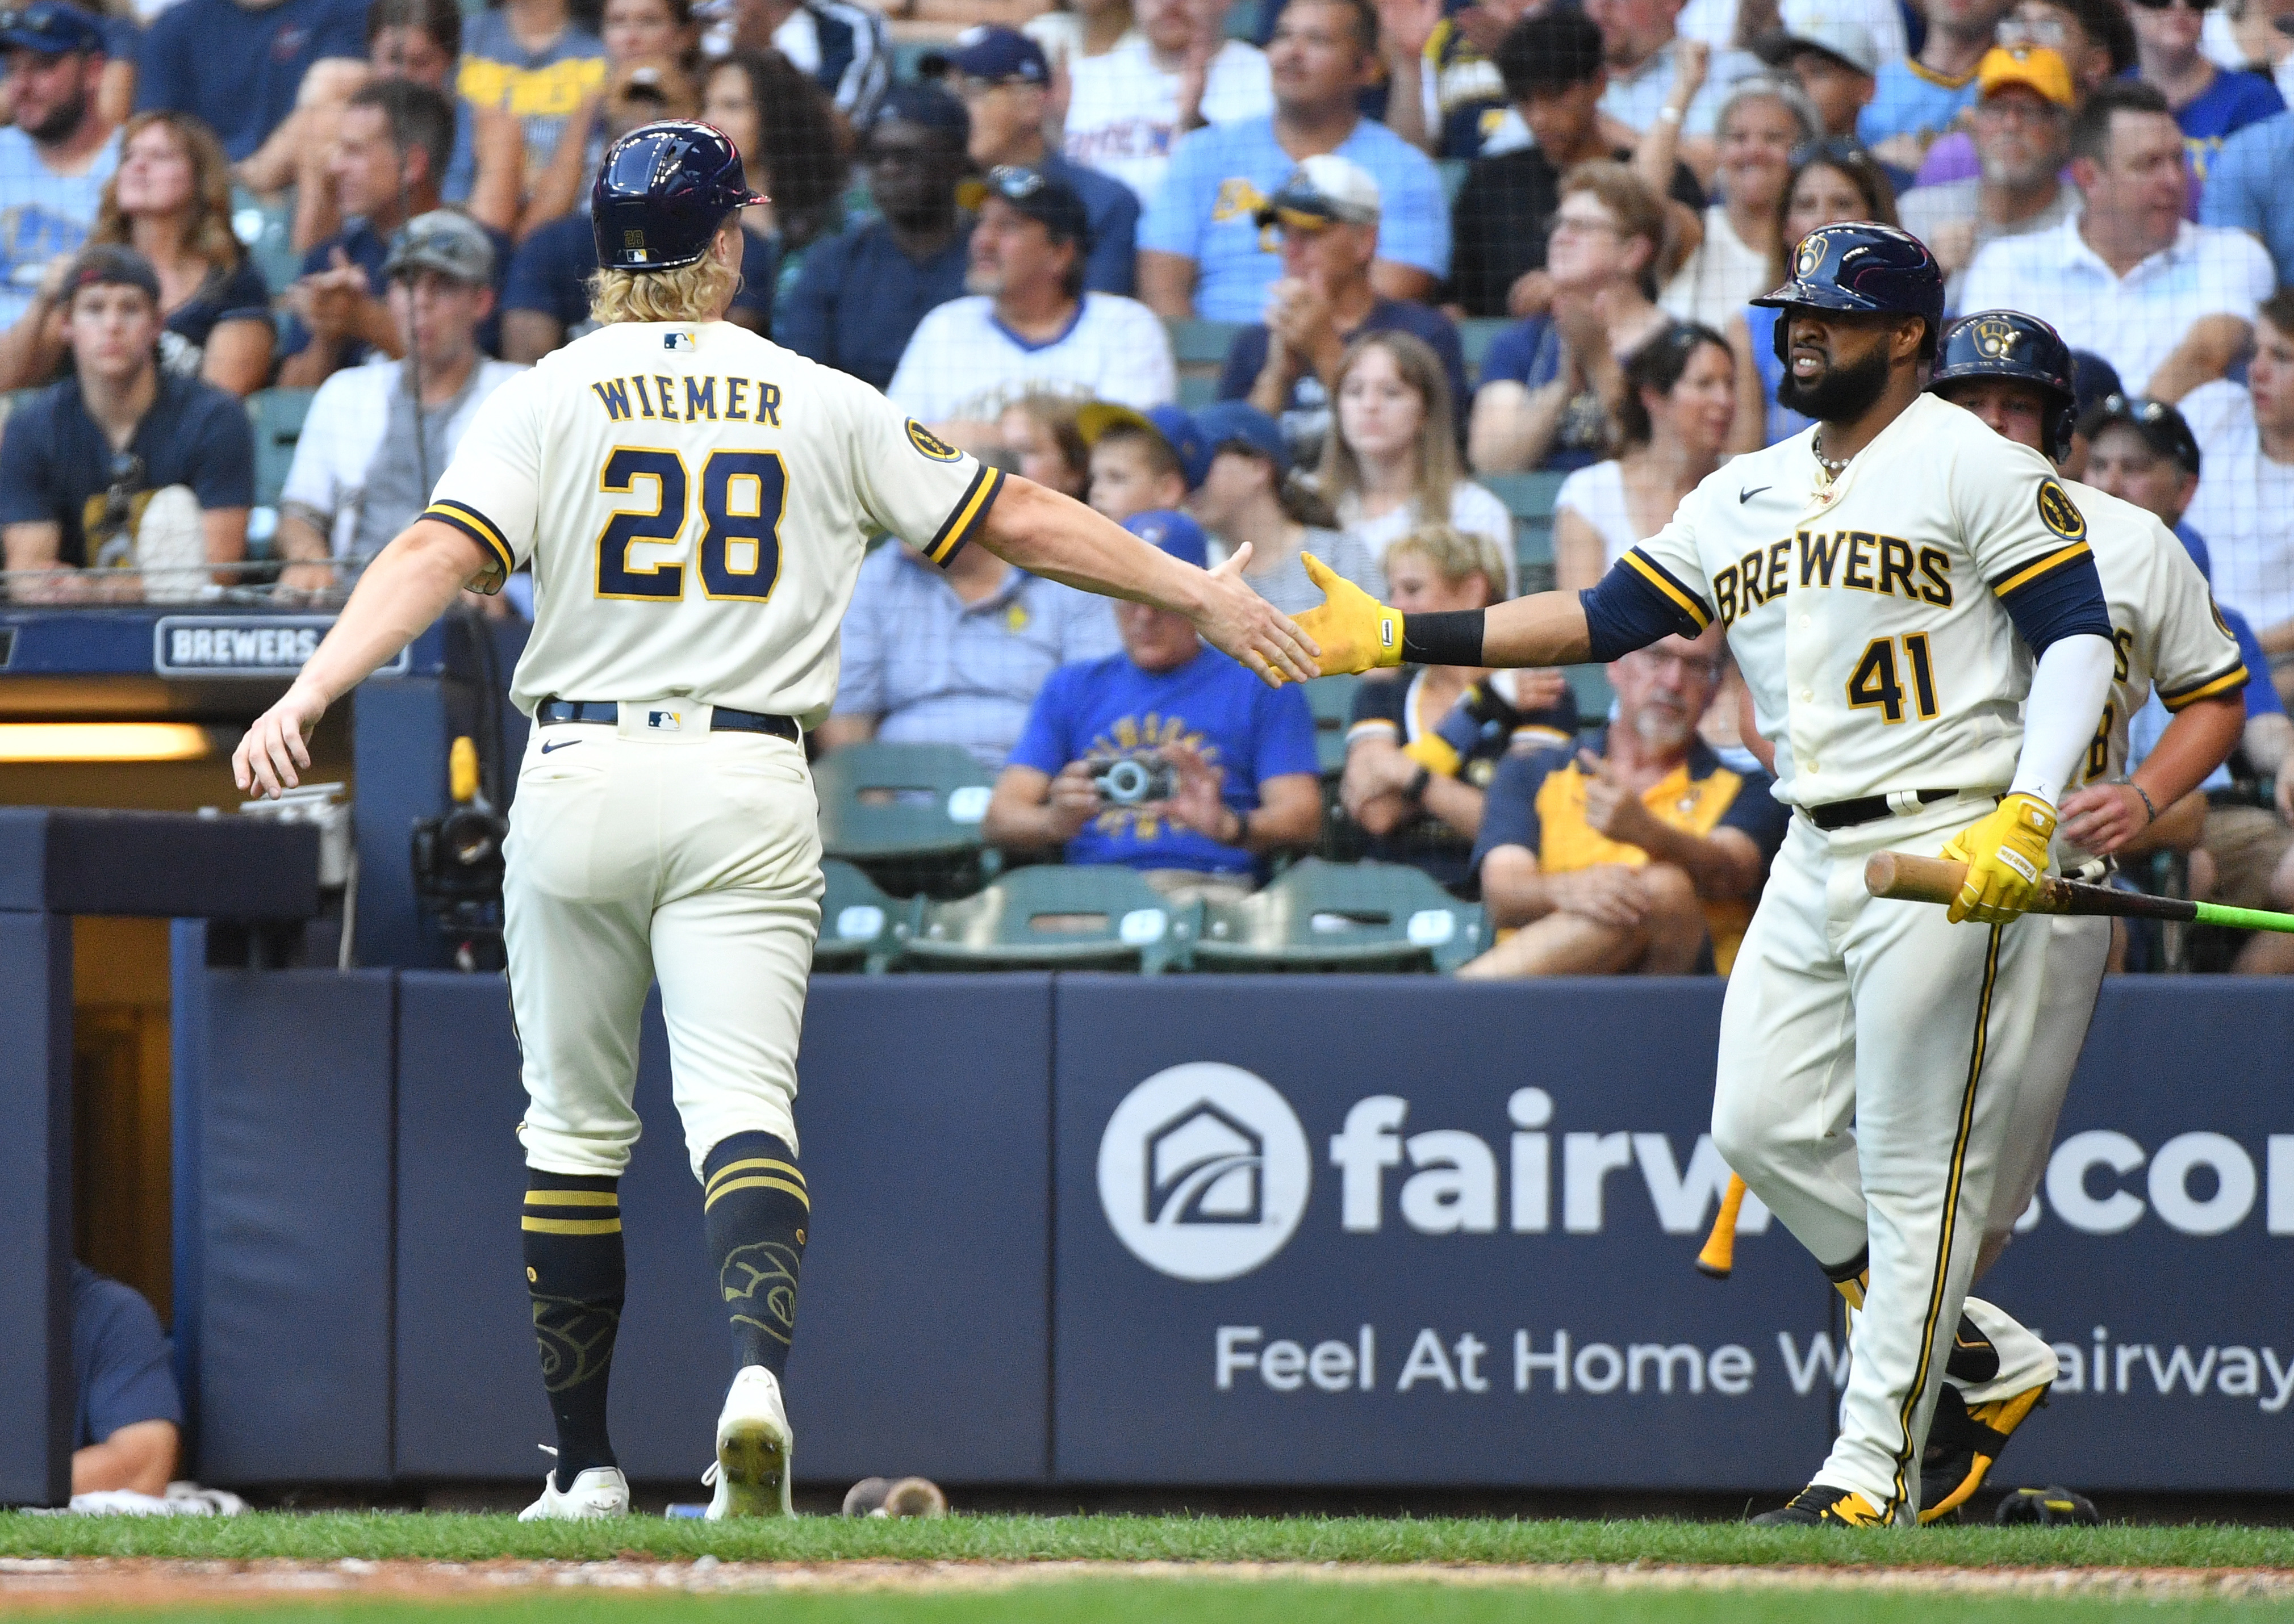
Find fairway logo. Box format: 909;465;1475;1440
1100;1064;1310;1281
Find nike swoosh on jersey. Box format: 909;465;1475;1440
540;739;582;755
1739;485;1771;503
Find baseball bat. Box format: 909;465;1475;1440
1697;1173;1747;1279
1863;852;2294;933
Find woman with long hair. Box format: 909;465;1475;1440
1660;75;1817;329
700;49;847;282
1321;330;1516;593
1340;523;1576;893
1724;140;1899;451
0;112;274;395
1553;321;1736;591
1186;401;1380;615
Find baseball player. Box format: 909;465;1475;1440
233;120;1314;1521
1291;225;2118;1526
1913;311;2245;1516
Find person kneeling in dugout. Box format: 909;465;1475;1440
983;509;1322;905
1459;623;1789;976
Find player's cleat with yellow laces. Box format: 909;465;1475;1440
1995;1484;2099;1526
704;1365;796;1518
1919;1381;2050;1523
1750;1484;1887;1526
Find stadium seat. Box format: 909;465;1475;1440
1480;469;1567;593
1436;158;1469;207
1192;857;1486;973
813;858;919;973
1168;317;1241;409
1304;671;1359;777
1459;317;1509;380
811;741;1000;897
231;186;302;297
247;388;315;510
902;864;1198;972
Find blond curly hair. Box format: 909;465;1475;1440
586;228;742;325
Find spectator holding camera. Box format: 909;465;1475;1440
0;245;250;602
1459;624;1785;977
1340;523;1576;892
984;509;1322;903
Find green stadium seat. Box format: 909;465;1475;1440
1168;317;1242;364
1567;664;1615;719
1192;857;1486;973
1178;374;1221;408
247;388;315;510
812;742;1000;897
231;186;302;297
1305;671;1360;777
1481;468;1568;594
1436;158;1469;206
813;859;918;973
1222;0;1261;39
904;864;1198;972
1459;317;1509;378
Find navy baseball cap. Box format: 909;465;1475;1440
2078;392;2203;479
870;81;969;143
1123;509;1209;570
0;2;105;55
2069;348;2123;421
1193;400;1290;477
947;24;1049;85
1077;402;1213;490
962;164;1092;250
62;243;159;304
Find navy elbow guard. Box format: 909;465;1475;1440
1991;543;2112;654
1581;550;1713;663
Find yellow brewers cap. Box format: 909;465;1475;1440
1977;45;2074;107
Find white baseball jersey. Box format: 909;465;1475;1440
1624;392;2094;809
1061;37;1272;206
2065;479;2245;793
884;292;1177;426
423;319;1005;728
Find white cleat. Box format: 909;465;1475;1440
519;1463;630;1521
703;1365;795;1518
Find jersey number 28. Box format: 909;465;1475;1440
594;447;786;602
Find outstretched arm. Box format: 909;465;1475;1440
977;476;1317;685
233;520;491;796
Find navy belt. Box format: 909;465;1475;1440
536;698;801;743
1804;788;1963;831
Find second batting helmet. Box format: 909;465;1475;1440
1931;311;2079;464
591;120;767;273
1752;223;1946;361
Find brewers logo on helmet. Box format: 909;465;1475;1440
1931;310;2080;465
1753;223;1947;361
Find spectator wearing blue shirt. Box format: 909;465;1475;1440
1138;0;1450;323
776;83;972;391
137;0;368;161
2199;110;2294;286
0;3;122;332
1858;0;2012;166
1215;153;1467;467
70;1264;183;1497
947;26;1141;297
984;509;1323;902
0;246;253;598
2126;0;2284;181
280;80;507;387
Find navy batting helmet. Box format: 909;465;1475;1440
1752;222;1946;361
591;120;767;273
1931;311;2080;464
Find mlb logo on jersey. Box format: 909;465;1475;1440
648;709;684;731
666;330;697;352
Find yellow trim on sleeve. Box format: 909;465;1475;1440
1991;541;2090;598
1622;550;1713;630
425;500;516;576
923;467;1005;567
2160;663;2250;711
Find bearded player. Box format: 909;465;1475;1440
233;122;1315;1520
1291;225;2117;1526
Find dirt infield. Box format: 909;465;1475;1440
5;1556;2293;1610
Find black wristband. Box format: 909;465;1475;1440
1401;609;1485;667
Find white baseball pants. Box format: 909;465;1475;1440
1712;797;2049;1522
503;708;823;1183
1981;913;2110;1267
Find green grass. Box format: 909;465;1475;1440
2;1512;2292;1568
34;1585;2294;1624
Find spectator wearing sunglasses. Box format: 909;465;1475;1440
776;83;972;392
1898;47;2078;291
886;166;1175;447
947;27;1140;296
2126;0;2284;179
1960;80;2272;399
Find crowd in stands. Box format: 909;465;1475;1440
1;0;2292;976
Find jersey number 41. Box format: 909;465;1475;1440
595;446;787;603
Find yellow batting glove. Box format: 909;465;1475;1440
1940;792;2057;923
1293;552;1403;677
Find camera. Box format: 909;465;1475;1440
1092;752;1176;806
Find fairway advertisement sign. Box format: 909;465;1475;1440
1054;978;2294;1490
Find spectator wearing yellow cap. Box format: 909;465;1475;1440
1898;47;2079;291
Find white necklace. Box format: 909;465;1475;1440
1813;430;1852;484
